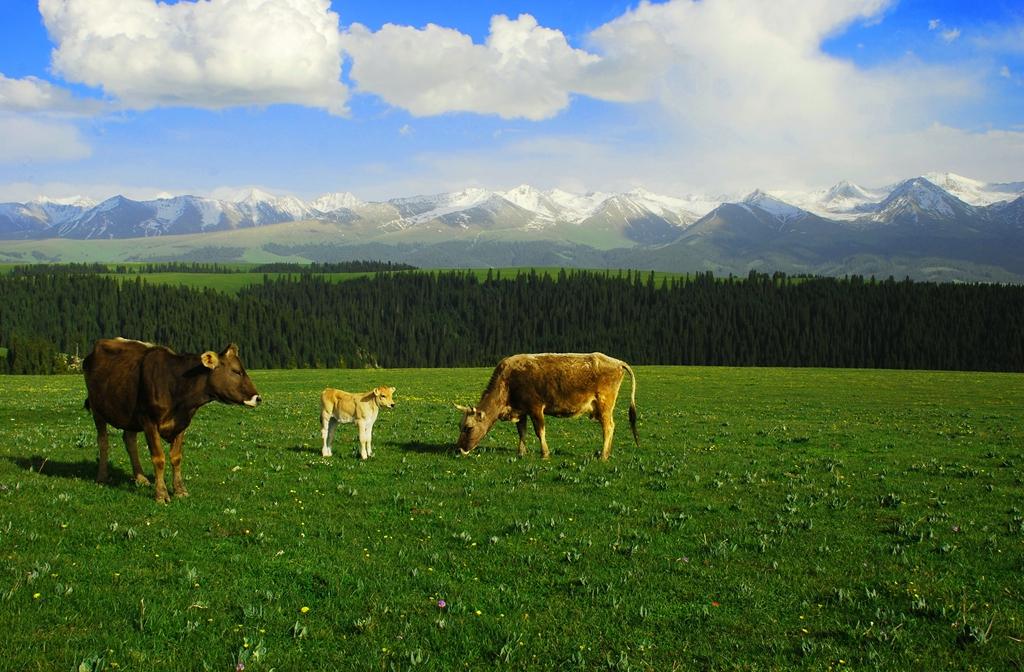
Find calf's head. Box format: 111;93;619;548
201;344;262;407
454;404;488;455
374;386;397;408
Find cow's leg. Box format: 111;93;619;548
357;419;370;460
143;424;170;503
93;415;111;484
321;411;333;457
363;419;375;458
122;431;151;485
516;416;529;457
597;405;616;461
169;433;189;498
531;411;550;459
324;417;339;457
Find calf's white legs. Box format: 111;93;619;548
321;415;336;457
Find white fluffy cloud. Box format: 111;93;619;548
9;0;1020;193
0;73;106;114
588;0;917;133
0;74;99;163
39;0;349;115
0;114;91;162
567;0;1001;190
341;0;1022;194
342;14;603;120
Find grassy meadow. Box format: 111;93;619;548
0;366;1022;671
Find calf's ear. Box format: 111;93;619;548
201;351;220;369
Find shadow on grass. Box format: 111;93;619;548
283;441;455;457
6;454;124;482
396;441;453;455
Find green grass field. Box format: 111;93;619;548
1;366;1021;670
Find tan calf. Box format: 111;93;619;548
320;386;396;459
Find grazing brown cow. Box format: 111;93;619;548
83;337;262;502
455;352;638;460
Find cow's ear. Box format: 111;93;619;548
223;343;239;358
477;409;486;420
201;351;220;369
454;403;472;413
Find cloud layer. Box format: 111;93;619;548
39;0;349;115
343;14;604;120
0;114;91;163
0;73;106;114
1;0;1020;197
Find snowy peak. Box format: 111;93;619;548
311;192;363;212
921;172;1024;207
740;189;807;222
232;189;313;224
773;181;887;220
32;195;97;209
388;188;498;225
236;188;278;206
546;189;612;222
623;188;708;220
498;184;566;221
883;178;961;213
872;177;978;226
821;180;880;208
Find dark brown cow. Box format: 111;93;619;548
83;337;262;502
455;352;638;460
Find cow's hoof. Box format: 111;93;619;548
154;492;171;504
134;474;151;486
95;475;110;485
174;489;190;498
321;449;332;457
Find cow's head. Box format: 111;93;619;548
454;404;488;455
201;344;262;407
374;386;397;409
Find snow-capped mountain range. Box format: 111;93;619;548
1;172;1023;281
2;172;1020;242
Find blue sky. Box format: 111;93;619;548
0;0;1021;203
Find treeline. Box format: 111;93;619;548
6;260;416;276
8;262;111;275
250;261;417;273
1;269;1022;373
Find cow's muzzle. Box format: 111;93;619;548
244;395;262;407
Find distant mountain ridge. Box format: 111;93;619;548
1;173;1022;282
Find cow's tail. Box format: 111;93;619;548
623;363;639;448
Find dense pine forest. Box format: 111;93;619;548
1;267;1022;373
